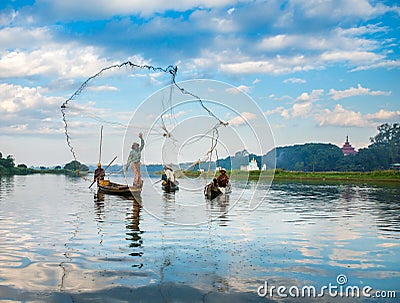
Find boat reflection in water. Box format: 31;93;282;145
93;188;144;268
207;193;231;227
125;197;144;268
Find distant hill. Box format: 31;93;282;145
214;143;343;172
264;143;343;172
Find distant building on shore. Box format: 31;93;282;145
341;136;358;156
240;157;260;171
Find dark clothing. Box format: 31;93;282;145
204;179;222;199
216;173;229;187
94;167;105;181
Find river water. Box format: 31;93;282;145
0;174;399;302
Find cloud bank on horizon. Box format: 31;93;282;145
0;0;399;165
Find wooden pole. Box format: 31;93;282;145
98;125;103;164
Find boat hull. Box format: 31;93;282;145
204;184;231;199
161;180;179;192
98;181;141;196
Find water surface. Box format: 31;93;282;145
0;174;399;302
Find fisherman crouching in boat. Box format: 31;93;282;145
216;168;230;188
204;178;221;199
161;165;178;189
126;132;144;188
204;168;231;199
94;163;105;182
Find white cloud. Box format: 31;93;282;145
320;51;383;63
228;111;256;126
296;89;324;102
278;89;324;119
291;0;389;20
236;85;251;94
284;78;306;84
268;94;293;102
281;109;290;119
220;17;394;75
161;110;187;120
0;83;59;114
0;9;17;27
315;104;368;127
0;83;131;137
257;24;382;55
0;44;117;79
272;124;286;129
220;55;317;75
0;26;51;50
264;106;284;116
258;34;294;51
0;26;151;80
350;60;400;71
87;85;119;92
365;109;400;121
35;0;241;18
226;85;251;95
221;60;275;74
0;83;65;136
292;102;312;118
339;24;389;36
314;104;400;127
329;84;391;100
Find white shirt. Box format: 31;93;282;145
165;168;175;183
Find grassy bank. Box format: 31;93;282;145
176;169;400;182
272;169;400;182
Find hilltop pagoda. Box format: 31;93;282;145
341;136;358;156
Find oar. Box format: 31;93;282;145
89;156;118;189
152;179;163;185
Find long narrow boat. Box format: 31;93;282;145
98;180;141;196
204;183;232;199
161;180;179;192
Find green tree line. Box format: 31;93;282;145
267;123;400;171
216;123;400;172
0;153;89;176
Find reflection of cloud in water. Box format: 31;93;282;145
329;248;378;263
377;242;400;248
328;260;384;270
297;246;323;260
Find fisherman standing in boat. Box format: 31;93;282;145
126;133;145;188
94;163;105;182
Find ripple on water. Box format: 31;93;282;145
0;175;399;300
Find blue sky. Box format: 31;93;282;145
0;0;399;166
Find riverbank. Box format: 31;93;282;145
176;169;400;182
272;169;400;182
0;167;86;177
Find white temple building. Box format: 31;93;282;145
240;158;260;171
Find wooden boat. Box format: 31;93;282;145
97;180;141;196
161;180;179;192
204;183;231;199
